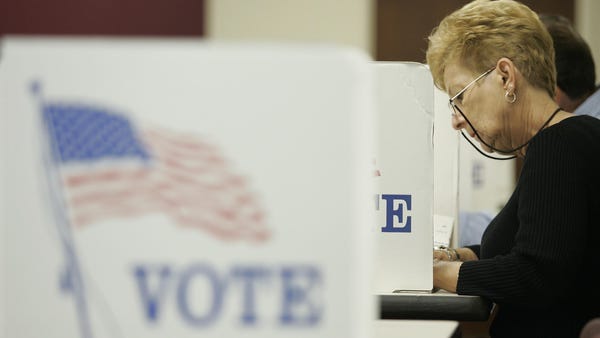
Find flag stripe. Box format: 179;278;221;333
44;104;268;242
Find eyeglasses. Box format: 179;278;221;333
448;66;495;116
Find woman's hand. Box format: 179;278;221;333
433;247;455;261
433;260;462;293
433;247;479;262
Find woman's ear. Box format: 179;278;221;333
496;57;516;90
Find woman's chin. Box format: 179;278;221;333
476;141;494;153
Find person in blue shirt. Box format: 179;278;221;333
540;14;600;118
574;84;600;118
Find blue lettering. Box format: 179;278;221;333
132;263;324;328
280;266;323;326
380;194;412;232
231;266;270;325
177;263;225;327
132;265;172;321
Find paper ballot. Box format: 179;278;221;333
433;214;454;248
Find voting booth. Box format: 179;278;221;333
433;87;460;248
0;38;375;338
457;139;514;246
373;62;434;293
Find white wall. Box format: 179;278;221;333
205;0;374;56
575;0;600;82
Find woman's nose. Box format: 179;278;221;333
451;112;466;130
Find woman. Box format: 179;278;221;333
426;1;600;337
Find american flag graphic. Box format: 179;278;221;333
42;101;269;242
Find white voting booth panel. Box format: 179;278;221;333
0;38;375;338
373;62;434;293
433;87;460;248
457;135;515;246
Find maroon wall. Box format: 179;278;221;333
0;0;204;36
377;0;574;62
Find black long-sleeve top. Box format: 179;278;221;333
457;115;600;338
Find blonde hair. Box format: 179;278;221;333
426;0;556;97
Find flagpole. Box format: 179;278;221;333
32;82;93;338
